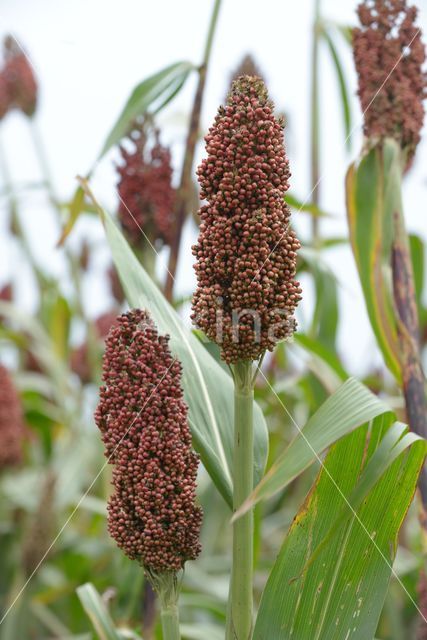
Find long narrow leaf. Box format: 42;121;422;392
346;140;402;380
99;61;195;159
322;26;352;149
234;378;389;518
76;583;120;640
253;415;425;639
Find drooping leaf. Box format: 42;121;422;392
76;583;121;640
346;139;402;381
82;187;268;507
99;61;195;160
253;414;425;639
234;377;389;518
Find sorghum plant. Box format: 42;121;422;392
94;309;202;638
349;0;427;493
192;75;301;638
116;121;175;275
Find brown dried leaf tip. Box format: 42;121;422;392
192;76;301;364
353;0;427;161
230;54;265;85
116;120;175;248
0;364;25;469
94;310;202;573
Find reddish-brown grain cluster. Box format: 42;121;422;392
192;76;301;364
116;123;175;247
0;36;37;119
94;310;202;573
353;0;427;160
0;364;25;469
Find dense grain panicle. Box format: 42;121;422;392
0;364;25;469
3;36;37;117
94;310;202;573
353;0;427;161
191;75;301;364
116;122;175;247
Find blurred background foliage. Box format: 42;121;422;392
0;0;426;638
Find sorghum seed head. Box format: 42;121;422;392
191;75;301;364
0;364;25;469
94;309;202;573
3;36;37;117
353;0;427;161
116;121;175;247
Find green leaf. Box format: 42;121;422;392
322;26;352;149
234;378;389;518
346;140;402;381
91;200;268;507
253;414;425;639
293;333;348;394
76;583;121;640
285;193;332;218
99;61;195;160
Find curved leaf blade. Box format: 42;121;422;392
234;378;389;518
99;61;195;160
322;26;352;149
346;142;402;380
253;415;425;640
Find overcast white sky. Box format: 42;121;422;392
1;0;427;376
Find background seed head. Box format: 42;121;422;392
0;364;25;469
116;121;175;248
353;0;427;161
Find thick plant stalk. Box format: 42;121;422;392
164;0;222;301
392;206;427;503
228;360;254;640
152;571;181;640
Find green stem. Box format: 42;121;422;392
148;570;180;640
310;0;321;247
0;133;46;288
160;603;180;640
164;0;222;301
227;360;254;640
